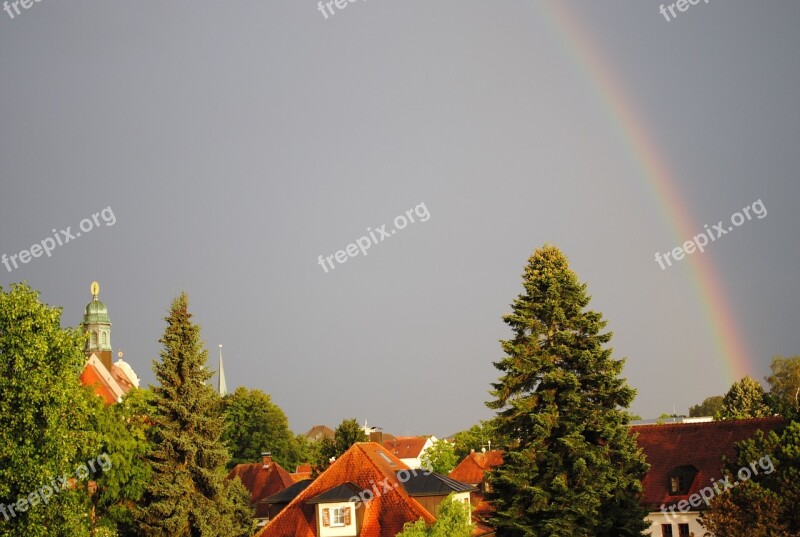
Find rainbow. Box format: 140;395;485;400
535;1;752;383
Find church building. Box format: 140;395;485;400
78;281;140;404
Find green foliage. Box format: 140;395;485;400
292;433;318;469
720;376;771;420
452;421;504;460
0;283;100;536
420;440;458;475
397;493;473;537
765;355;800;419
86;387;154;536
700;420;800;535
222;387;299;470
486;245;648;537
314;418;367;474
136;293;252;537
689;395;724;418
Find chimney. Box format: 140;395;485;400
261;451;272;468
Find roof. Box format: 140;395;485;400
307;482;364;504
449;450;504;485
257;442;436;537
260;479;313;505
631;417;786;509
80;354;127;404
304;425;335;442
291;463;313;482
382;436;430;459
227;460;295;518
399;471;475;497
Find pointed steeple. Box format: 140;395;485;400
218;344;228;397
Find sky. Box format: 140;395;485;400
2;1;799;439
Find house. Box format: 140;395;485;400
382;436;437;469
305;425;336;443
632;416;786;537
293;463;314;481
226;452;296;526
449;450;504;527
449;450;504;494
256;442;478;537
259;479;314;523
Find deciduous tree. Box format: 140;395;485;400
0;284;99;536
420;440;458;475
689;395;724;418
222;387;299;470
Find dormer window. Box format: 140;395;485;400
667;465;698;495
328;506;349;527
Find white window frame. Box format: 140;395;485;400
330;507;345;527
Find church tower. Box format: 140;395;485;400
82;281;113;371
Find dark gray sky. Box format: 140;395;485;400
2;1;799;438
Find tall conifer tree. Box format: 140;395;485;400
487;246;648;536
137;293;252;536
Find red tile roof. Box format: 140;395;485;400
382;436;429;460
631;417;786;509
257;442;435;537
449;450;504;485
227;459;295;518
79;362;119;405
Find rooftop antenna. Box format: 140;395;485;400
218;344;228;397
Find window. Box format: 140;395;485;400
678;524;690;537
661;524;673;537
331;507;345;527
101;331;107;345
91;331;98;346
667;465;698;495
321;506;351;528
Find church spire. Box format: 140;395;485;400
218;344;228;397
83;281;113;371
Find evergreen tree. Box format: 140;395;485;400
486;245;648;536
0;283;99;536
136;293;252;536
719;376;771;420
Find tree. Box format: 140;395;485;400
765;355;800;419
0;283;100;536
87;387;154;536
314;418;367;474
420;440;458;475
222;387;299;470
452;421;505;460
689;395;724;418
719;376;771;420
136;293;252;536
397;493;473;537
700;420;800;535
486;245;648;537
